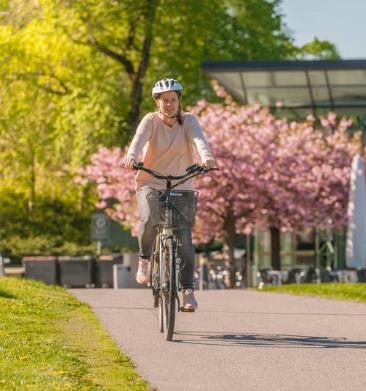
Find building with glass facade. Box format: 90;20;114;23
202;60;366;283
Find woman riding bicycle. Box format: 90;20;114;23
124;78;215;311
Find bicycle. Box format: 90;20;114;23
133;162;216;341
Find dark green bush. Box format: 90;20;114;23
0;191;92;243
0;191;96;261
0;236;97;263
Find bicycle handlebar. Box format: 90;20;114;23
132;162;218;192
133;162;217;179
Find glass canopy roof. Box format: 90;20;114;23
201;60;366;118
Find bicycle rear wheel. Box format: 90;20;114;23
160;236;177;341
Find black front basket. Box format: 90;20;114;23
147;190;198;228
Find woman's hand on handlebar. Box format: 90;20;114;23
124;155;137;169
202;157;216;170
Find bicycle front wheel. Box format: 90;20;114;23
160;236;177;341
150;235;160;309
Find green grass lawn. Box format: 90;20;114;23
262;283;366;303
0;277;151;390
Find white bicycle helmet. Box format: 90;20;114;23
152;78;183;98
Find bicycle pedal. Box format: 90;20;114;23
180;306;195;313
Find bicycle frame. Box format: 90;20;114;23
133;162;216;340
136;161;209;281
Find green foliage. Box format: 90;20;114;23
262;283;366;303
0;277;151;389
0;236;97;261
0;189;138;259
296;37;340;60
0;0;341;256
195;239;224;254
0;190;96;260
0;191;91;240
146;0;296;108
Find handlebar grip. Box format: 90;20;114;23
186;163;199;172
187;165;219;174
198;167;219;174
133;162;144;170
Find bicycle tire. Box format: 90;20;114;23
150;236;160;309
161;236;177;341
152;258;160;308
158;295;164;333
158;235;164;333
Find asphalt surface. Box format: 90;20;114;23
69;288;366;391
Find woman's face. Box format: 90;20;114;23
156;91;179;117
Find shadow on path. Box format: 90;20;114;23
174;331;366;349
92;306;366;317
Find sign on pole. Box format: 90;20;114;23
91;213;110;241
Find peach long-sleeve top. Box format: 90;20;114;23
127;112;213;190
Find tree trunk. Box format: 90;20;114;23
125;0;158;136
89;0;159;141
223;210;237;288
78;186;85;211
126;75;144;136
244;234;252;287
28;145;36;212
224;244;236;288
270;226;281;270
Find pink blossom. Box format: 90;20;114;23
321;118;329;128
77;83;360;249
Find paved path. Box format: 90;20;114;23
69;289;366;391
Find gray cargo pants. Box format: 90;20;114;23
136;186;195;290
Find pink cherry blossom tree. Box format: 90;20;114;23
190;82;360;284
75;146;139;235
77;81;361;287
